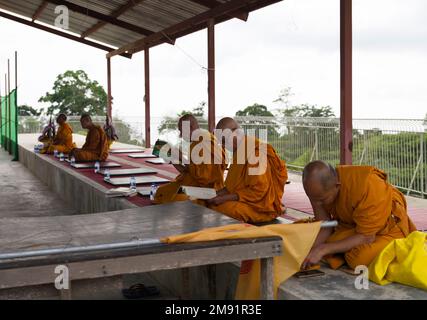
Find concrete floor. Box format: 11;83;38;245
0;148;76;217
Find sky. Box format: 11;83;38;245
0;0;426;122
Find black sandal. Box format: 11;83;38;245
122;283;160;299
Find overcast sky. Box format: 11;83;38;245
0;0;426;121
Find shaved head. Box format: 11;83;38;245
178;114;199;128
303;161;340;206
215;117;239;131
178;114;200;142
303;161;338;191
215;117;243;152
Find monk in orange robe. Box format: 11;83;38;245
206;117;288;223
69;114;109;162
154;114;226;204
41;113;76;154
301;161;417;270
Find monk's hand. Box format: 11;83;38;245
302;244;327;270
206;195;227;207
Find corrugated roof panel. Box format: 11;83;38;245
0;0;282;53
0;0;43;19
90;23;143;48
67;0;124;16
36;3;99;36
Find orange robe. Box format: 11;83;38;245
211;136;288;223
44;123;76;154
325;166;417;270
73;125;109;162
154;131;226;204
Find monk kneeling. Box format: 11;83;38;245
302;161;416;270
206;117;288;223
41;113;76;154
69;114;109;162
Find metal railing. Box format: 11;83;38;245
19;116;427;198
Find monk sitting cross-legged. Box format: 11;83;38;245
41;113;76;154
301;161;417;270
206;117;288;223
153;114;227;204
69;114;109;162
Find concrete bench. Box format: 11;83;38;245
279;265;427;300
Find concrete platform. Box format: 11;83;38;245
0;148;76;217
280;265;427;300
18;134;136;214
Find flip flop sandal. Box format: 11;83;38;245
122;283;160;299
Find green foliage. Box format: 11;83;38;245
282;104;335;118
235;103;279;139
158;101;207;134
38;70;107;116
18;104;42;116
236;103;274;117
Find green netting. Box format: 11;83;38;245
10;89;18;160
0;89;18;160
1;96;5;148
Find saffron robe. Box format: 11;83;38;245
325;165;416;269
73;125;109;162
211;136;288;223
154;130;226;204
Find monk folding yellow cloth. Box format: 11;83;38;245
161;221;321;299
368;231;427;291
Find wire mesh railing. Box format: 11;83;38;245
19;116;427;198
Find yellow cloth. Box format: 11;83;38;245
74;125;109;162
154;130;226;204
211;136;288;223
325;166;416;269
368;231;427;291
162;221;321;299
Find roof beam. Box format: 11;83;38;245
0;10;132;59
107;0;281;58
32;1;48;22
81;0;145;38
190;0;249;21
46;0;154;36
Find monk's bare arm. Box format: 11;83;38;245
216;188;228;196
206;188;238;206
320;233;375;256
303;233;375;269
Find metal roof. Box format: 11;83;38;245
0;0;282;58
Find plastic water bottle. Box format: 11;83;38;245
94;161;100;173
104;169;111;181
150;183;158;201
53;149;58;158
59;152;64;162
70;156;76;166
130;176;137;191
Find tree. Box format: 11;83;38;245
235;103;279;139
281;104;335;118
38;70;107;116
158;101;207;134
236;103;274;117
18;105;43;134
18;104;42;116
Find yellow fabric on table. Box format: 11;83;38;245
368;231;427;291
162;221;321;299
